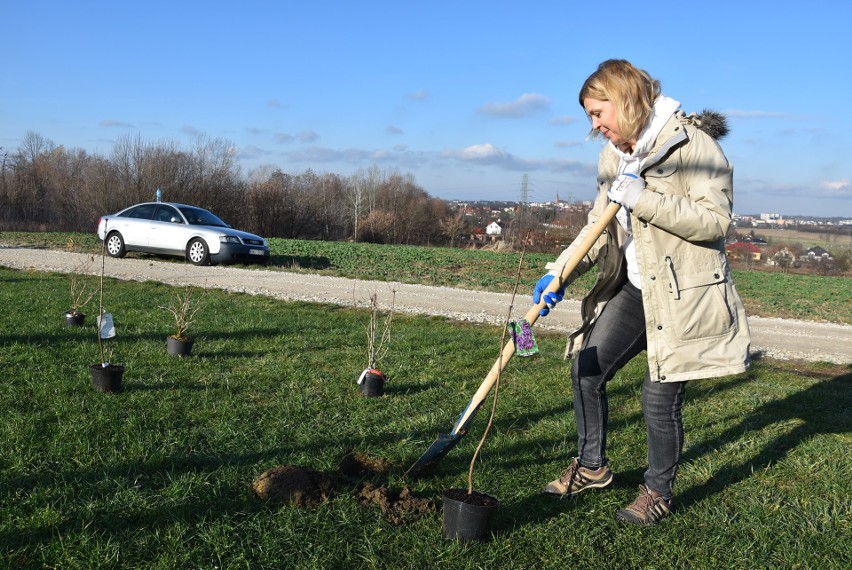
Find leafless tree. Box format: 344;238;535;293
439;212;469;247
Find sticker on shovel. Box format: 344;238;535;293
97;313;116;339
509;319;539;357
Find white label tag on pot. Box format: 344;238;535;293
98;313;116;339
357;368;370;385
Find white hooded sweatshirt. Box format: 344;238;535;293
609;95;681;289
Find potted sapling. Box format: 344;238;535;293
442;236;533;542
65;253;95;327
357;290;395;397
441;334;503;542
160;285;204;357
90;223;124;392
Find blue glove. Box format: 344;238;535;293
533;274;566;317
607;173;645;210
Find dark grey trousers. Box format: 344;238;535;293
570;281;686;500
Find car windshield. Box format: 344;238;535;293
178;206;229;227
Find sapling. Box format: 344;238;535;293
365;290;395;371
357;289;395;391
160;286;205;341
94;220;121;373
67;254;95;317
467;232;532;496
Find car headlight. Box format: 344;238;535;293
220;235;241;244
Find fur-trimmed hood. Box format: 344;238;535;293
686;110;730;140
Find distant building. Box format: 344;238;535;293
805;246;831;260
770;247;795;268
726;241;762;262
486;222;502;236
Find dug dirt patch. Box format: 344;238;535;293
356;482;437;525
252;465;336;507
337;451;396;479
253;451;438;524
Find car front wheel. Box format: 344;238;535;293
187;238;211;266
105;232;126;258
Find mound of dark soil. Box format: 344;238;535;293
252;465;336;507
356;482;437;525
253;452;437;525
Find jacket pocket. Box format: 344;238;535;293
643;163;678;193
663;257;734;341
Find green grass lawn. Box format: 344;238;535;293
0;267;849;569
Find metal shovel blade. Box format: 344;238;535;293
404;432;463;479
405;399;482;479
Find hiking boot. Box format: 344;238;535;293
616;485;672;526
543;458;613;497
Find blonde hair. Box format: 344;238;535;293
578;59;661;143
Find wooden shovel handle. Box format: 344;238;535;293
451;201;621;435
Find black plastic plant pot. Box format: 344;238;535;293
90;364;124;392
64;312;85;327
358;369;386;397
442;488;499;542
167;336;194;357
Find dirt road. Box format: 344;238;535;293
2;245;850;364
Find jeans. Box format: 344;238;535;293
570;281;686;500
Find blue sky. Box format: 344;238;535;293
3;0;850;218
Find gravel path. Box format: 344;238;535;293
2;245;850;364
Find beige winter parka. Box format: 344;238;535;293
546;111;751;382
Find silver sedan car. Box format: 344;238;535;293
97;202;270;266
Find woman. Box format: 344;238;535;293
533;59;751;525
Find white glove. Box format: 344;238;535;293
607;173;645;210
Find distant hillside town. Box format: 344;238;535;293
453;199;851;275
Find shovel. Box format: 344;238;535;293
405;201;621;479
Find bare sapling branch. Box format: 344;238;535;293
468;231;532;495
160;286;205;340
68;254;96;315
366;289;396;370
98;226;107;366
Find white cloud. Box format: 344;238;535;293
263;139;594;177
237;145;272;160
820;179;852;197
821;179;850;190
457;143;507;161
286;146;348;162
273;130;319;144
478;93;551;118
406;89;430;100
281;145;429;169
100;119;134;128
445;143;595;175
385;125;404;135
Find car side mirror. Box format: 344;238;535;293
170;217;182;224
